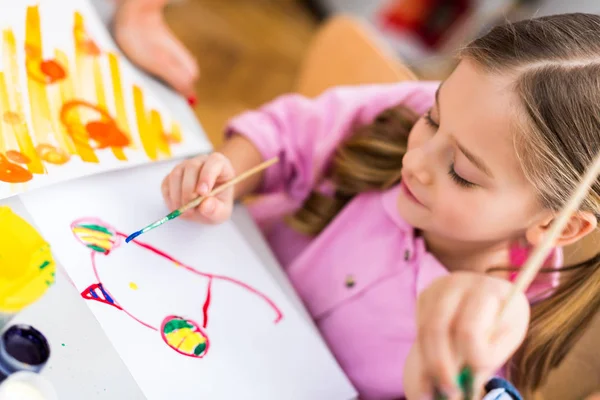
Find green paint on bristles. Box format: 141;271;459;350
168;209;182;219
78;224;112;235
457;366;474;400
163;318;194;334
432;366;473;400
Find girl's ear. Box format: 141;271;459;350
526;211;598;248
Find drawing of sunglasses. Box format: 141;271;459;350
70;218;283;359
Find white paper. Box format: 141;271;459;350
0;0;210;199
20;161;357;400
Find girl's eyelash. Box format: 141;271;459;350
448;164;476;188
424;109;439;128
422;110;475;188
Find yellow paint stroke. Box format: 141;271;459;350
0;73;41;173
78;236;112;249
0;80;12;154
93;57;126;160
149;109;171;158
170;121;183;144
0;206;56;313
129;282;138;290
178;332;206;354
25;6;59;153
55;50;98;162
48;51;76;156
2;30;44;173
73;12;95;104
71;226;112;240
108;53;133;146
133;85;158;160
165;327;193;347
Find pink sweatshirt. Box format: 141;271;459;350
226;82;561;399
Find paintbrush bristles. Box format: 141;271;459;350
125;157;279;243
498;149;600;322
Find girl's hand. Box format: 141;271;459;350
405;272;530;399
161;152;235;224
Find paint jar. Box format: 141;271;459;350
0;325;50;383
0;206;57;331
0;371;57;400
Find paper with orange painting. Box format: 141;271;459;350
0;0;210;199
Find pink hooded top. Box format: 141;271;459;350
225;81;561;399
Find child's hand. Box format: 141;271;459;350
114;0;199;100
161;153;235;224
407;272;530;399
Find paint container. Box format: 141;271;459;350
0;325;50;383
0;206;57;332
0;371;57;400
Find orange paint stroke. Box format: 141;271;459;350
2;111;21;125
24;46;67;85
61;100;130;149
36;144;70;165
0;154;33;183
6;150;31;164
73;12;101;56
167;122;183;144
55;50;98;163
93;56;126;161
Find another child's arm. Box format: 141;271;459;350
114;0;199;99
404;272;530;399
161;82;438;223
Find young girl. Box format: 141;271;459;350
161;13;600;399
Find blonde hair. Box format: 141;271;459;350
462;13;600;395
288;12;600;397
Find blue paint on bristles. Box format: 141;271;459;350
125;230;143;243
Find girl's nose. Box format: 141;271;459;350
402;148;433;185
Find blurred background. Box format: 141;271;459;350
155;0;600;146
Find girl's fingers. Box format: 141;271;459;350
418;278;463;396
452;281;502;372
198;196;231;224
161;177;172;210
487;291;530;365
197;153;235;195
181;161;201;206
167;164;184;210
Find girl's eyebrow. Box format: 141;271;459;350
435;81;494;179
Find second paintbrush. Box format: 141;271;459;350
125;156;280;243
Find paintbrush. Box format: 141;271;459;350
125;156;280;243
434;149;600;400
